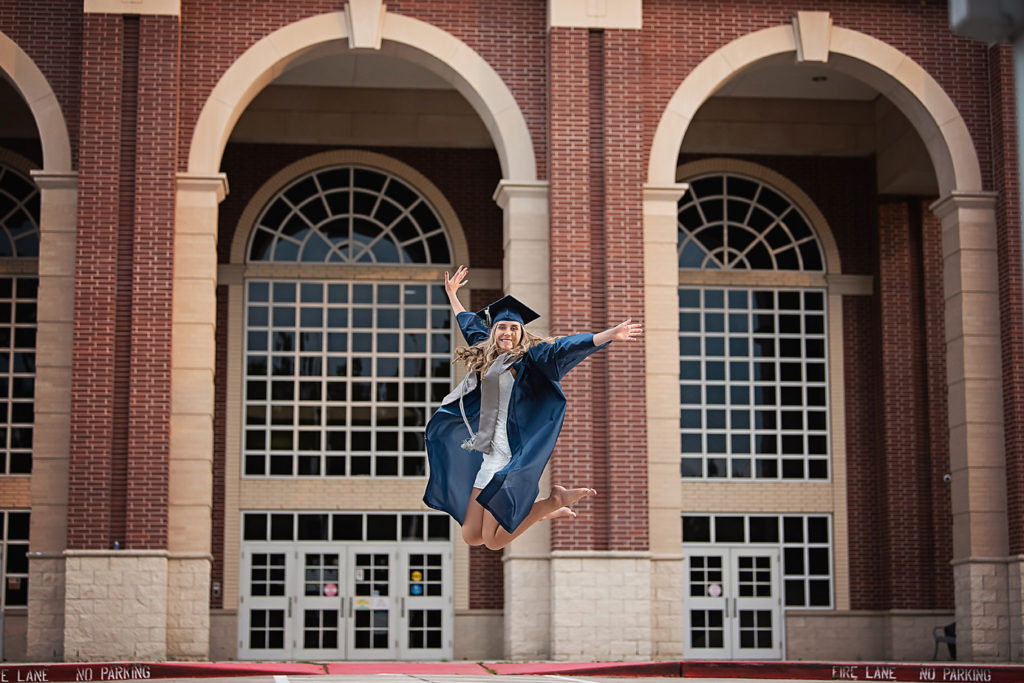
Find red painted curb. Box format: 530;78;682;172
488;660;682;677
325;661;489;675
0;662;325;682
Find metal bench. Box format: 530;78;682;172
932;622;956;661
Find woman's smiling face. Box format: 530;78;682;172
492;320;523;351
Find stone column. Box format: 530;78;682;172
643;184;688;658
26;171;78;661
168;173;227;659
493;180;552;659
931;192;1009;660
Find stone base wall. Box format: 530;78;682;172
954;559;1010;661
651;556;682;658
454;609;503;660
550;553;651;661
63;551;168;661
786;611;955;661
503;557;550;659
166;556;211;660
27;556;65;661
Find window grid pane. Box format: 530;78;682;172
244;280;449;478
679;287;829;481
682;513;833;609
241;512;450;542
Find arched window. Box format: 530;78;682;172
678;171;829;481
248;166;451;265
678;174;823;272
242;162;455;478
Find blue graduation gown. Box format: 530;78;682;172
423;311;610;533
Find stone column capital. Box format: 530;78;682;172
30;171;78;191
176;173;229;204
492;180;549;208
929;190;999;218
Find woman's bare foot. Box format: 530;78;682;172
548;484;596;509
540;506;576;521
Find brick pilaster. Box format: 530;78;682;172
125;13;178;549
548;26;597;551
67;13;123;550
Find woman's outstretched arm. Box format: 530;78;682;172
593;318;643;346
444;265;469;314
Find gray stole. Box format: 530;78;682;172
441;353;516;454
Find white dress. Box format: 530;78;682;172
473;369;514;489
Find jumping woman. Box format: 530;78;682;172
423;265;643;550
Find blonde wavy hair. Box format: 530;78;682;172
453;325;555;373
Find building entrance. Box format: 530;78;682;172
239;541;452;660
683;547;783;660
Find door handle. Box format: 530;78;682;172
288;596;293;619
348;596;352;618
401;597;405;618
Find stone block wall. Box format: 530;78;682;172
954;559;1010;661
651;557;682;658
26;555;65;661
63;551;167;661
550;553;651;660
166;556;211;660
503;557;550;660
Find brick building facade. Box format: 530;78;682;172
0;0;1020;663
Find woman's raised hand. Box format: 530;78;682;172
444;265;469;314
593;318;644;346
610;318;643;342
445;265;469;296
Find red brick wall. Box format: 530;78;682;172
548;26;599;551
603;28;649;552
124;14;178;548
844;295;884;609
989;43;1024;555
67;13;123;549
67;13;177;550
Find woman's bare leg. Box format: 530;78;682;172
461;488;486;546
480;486;596;550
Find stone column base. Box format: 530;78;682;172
503;555;550;660
953;557;1010;661
64;551;169;661
550;552;652;661
651;555;683;658
27;554;66;661
167;555;212;660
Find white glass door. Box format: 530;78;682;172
347;550;398;659
684;547;782;660
239;547;290;660
399;546;452;659
294;550;344;659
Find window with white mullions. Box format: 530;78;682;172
678;173;823;272
0;165;40;258
2;511;28;608
679;286;828;480
247;165;451;265
243;280;451;478
682;513;833;609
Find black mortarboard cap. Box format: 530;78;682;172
476;295;540;328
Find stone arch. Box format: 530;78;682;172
187;11;537;181
647;24;981;196
0;30;73;172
